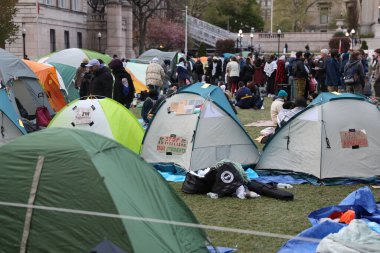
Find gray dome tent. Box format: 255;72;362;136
256;93;380;181
141;82;260;171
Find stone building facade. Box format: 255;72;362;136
6;0;134;60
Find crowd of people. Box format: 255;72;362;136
74;47;380;129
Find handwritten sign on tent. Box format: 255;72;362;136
157;136;188;155
74;107;93;125
340;129;368;148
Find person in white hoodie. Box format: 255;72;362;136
226;56;240;94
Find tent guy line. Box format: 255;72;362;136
0;201;320;243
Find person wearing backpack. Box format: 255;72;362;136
343;51;365;94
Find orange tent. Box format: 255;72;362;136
23;60;67;112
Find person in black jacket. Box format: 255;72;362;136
193;59;204;83
86;59;113;98
109;59;135;108
292;51;309;99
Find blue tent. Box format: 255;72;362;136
0;89;26;145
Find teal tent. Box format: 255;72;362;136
0;128;210;252
0;89;26;145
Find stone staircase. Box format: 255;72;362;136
188;15;249;47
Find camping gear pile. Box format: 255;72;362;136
182;160;294;201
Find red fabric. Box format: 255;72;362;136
253;65;266;85
275;60;287;84
36;106;52;127
328;211;344;220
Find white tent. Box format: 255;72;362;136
256;93;380;180
141;83;260;171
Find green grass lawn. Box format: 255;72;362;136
130;98;380;253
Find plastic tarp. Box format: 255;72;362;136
278;186;380;253
308;186;380;226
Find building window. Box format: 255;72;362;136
58;0;65;8
64;30;70;48
50;29;56;52
320;7;329;25
43;0;52;5
77;32;82;48
71;0;78;10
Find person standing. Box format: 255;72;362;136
176;57;190;87
343;51;365;94
292;51;308;99
226;56;240;94
240;57;254;85
315;49;328;92
146;57;165;94
74;58;89;90
372;49;380;98
325;49;342;92
264;55;277;96
193;58;204;83
109;59;135;108
86;59;113;98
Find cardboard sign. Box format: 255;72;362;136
340;130;368;148
74;107;92;125
157;136;188;155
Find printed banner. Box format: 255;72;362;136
74;107;92;125
157;136;188;155
340;130;368;148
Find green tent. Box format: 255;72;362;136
48;97;144;154
0;128;209;252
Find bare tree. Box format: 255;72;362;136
127;0;166;55
87;0;108;13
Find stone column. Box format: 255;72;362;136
122;1;135;58
105;0;124;57
359;0;378;35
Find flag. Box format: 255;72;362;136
338;40;342;54
37;0;40;15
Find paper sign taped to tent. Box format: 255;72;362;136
340;130;368;148
74;107;93;125
170;100;202;115
157;136;188;154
